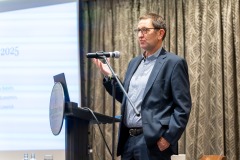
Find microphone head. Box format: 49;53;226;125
113;51;120;58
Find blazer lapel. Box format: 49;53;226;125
121;55;143;114
142;49;167;100
124;56;143;91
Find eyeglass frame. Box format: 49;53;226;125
134;28;161;34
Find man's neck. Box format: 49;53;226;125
144;43;162;58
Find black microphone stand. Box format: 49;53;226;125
101;56;140;160
110;77;116;160
102;56;140;116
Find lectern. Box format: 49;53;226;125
49;73;119;160
64;102;119;160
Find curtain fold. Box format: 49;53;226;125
79;0;240;159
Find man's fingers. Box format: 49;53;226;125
157;137;170;151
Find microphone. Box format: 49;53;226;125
86;51;120;58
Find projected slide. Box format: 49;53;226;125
0;2;80;150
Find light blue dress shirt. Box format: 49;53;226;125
124;47;162;128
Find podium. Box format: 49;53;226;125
49;73;119;160
64;102;120;160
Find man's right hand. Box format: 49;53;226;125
92;58;112;76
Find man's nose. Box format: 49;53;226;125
138;31;144;37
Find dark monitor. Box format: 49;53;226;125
53;73;71;102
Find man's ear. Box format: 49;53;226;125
158;29;165;40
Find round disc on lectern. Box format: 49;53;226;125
49;82;65;135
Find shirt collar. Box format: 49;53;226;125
142;47;162;61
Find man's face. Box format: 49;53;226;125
137;18;162;53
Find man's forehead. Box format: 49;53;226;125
138;18;153;27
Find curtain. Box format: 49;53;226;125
79;0;240;159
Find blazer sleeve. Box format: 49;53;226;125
162;58;192;145
103;77;124;103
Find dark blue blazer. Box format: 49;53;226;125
103;48;192;157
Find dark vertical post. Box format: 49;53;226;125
111;78;116;160
65;116;89;160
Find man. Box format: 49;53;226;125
93;13;192;160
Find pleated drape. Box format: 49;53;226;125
79;0;240;159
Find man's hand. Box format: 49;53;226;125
92;58;111;76
157;137;170;151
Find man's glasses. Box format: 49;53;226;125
134;28;160;34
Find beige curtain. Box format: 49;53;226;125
79;0;240;159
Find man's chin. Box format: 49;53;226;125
140;45;147;50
